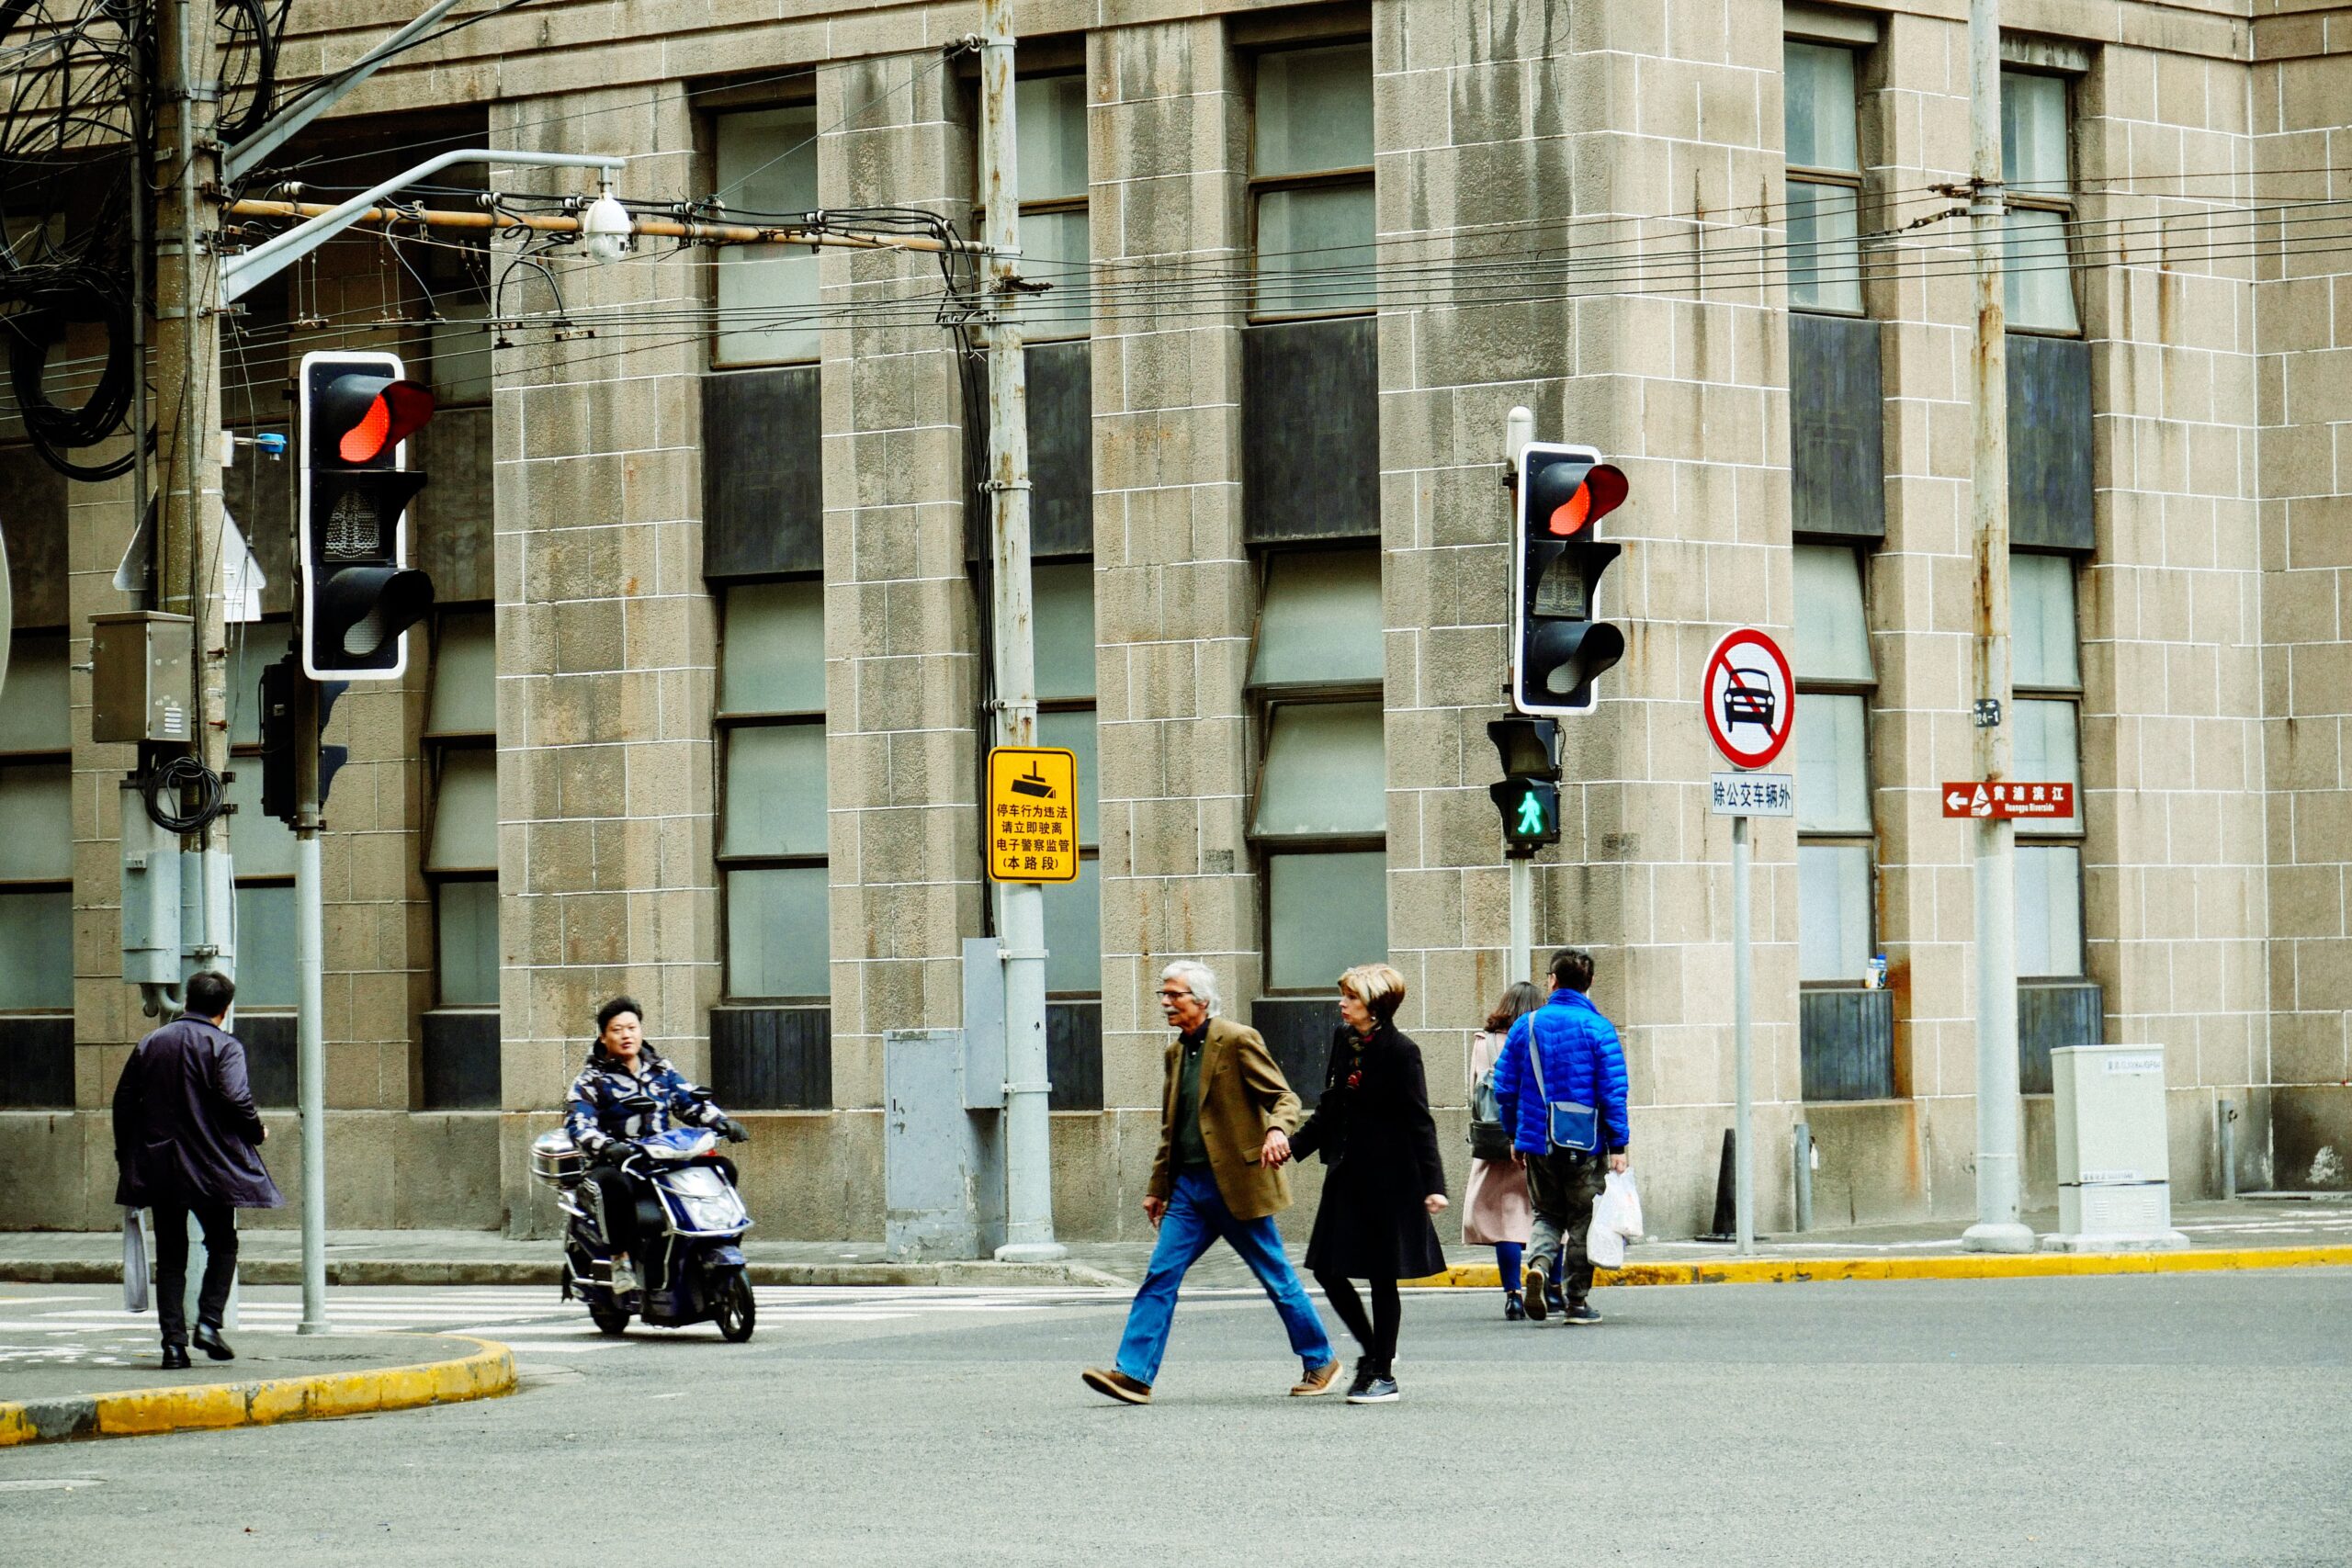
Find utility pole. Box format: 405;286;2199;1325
976;0;1062;1263
1962;0;2034;1253
151;0;242;1324
1503;406;1536;988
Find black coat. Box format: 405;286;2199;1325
111;1018;284;1210
1291;1023;1447;1280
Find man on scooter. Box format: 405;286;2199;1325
566;996;749;1297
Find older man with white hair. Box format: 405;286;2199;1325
1081;960;1338;1404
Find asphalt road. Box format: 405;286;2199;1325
3;1271;2346;1566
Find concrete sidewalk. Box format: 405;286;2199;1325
4;1197;2346;1292
0;1313;512;1446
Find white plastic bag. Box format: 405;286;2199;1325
122;1208;150;1314
1600;1169;1644;1239
1586;1211;1626;1269
1585;1170;1643;1270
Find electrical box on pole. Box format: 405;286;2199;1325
1510;442;1629;716
298;351;436;680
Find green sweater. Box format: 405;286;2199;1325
1171;1028;1211;1168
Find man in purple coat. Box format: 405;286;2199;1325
112;970;284;1368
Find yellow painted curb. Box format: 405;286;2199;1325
0;1336;514;1447
1403;1243;2352;1291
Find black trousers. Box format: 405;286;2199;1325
1314;1272;1401;1375
584;1168;644;1257
152;1199;237;1346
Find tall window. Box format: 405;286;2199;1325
2011;553;2086;976
424;609;498;1009
1784;41;1864;314
2001;71;2077;333
718;581;829;1002
1793;546;1877;983
714;105;821;366
1250;43;1374;319
221;619;296;1010
1035;560;1103;1109
1248;549;1385;991
1035;562;1099;1001
1018;74;1090;338
0;629;72;1012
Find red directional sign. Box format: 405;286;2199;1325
1702;627;1794;770
1940;781;2075;820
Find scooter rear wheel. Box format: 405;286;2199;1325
715;1271;755;1343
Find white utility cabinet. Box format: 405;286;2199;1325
2043;1043;2188;1252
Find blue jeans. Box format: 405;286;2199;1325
1114;1168;1335;1387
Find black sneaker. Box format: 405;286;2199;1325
1343;1361;1375;1399
1521;1260;1549;1320
1562;1299;1602;1325
1546;1287;1568;1317
1503;1292;1526;1322
1347;1373;1400;1404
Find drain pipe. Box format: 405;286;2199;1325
2218;1099;2237;1201
1792;1121;1814;1233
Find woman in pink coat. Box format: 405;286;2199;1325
1463;981;1542;1319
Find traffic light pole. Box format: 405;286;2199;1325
293;677;330;1332
1504;409;1535;988
1962;0;2034;1254
978;0;1062;1263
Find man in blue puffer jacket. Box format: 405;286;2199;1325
1490;946;1630;1325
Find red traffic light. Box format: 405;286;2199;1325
1544;462;1627;536
334;378;436;462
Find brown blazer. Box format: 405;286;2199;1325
1148;1016;1304;1222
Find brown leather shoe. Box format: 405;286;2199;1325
1081;1367;1152;1404
1290;1359;1340;1397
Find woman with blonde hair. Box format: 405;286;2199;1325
1464;980;1544;1320
1268;962;1447;1404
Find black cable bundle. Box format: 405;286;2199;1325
141;752;225;833
0;0;285;476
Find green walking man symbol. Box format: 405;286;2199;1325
1515;789;1547;838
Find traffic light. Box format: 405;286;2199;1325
1487;716;1562;856
1511;441;1628;716
299;350;435;680
257;655;348;824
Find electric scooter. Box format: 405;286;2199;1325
531;1124;757;1341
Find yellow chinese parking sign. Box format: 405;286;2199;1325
986;747;1080;883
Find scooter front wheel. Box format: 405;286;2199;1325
588;1296;630;1336
714;1271;755;1343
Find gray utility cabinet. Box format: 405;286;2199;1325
883;1029;1005;1261
2044;1043;2188;1252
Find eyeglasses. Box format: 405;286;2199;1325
1157;989;1192;1001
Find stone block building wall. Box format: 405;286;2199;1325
2256;5;2352;1191
1083;20;1263;1240
486;85;722;1234
6;0;2352;1239
815;51;981;1233
2072;19;2269;1200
